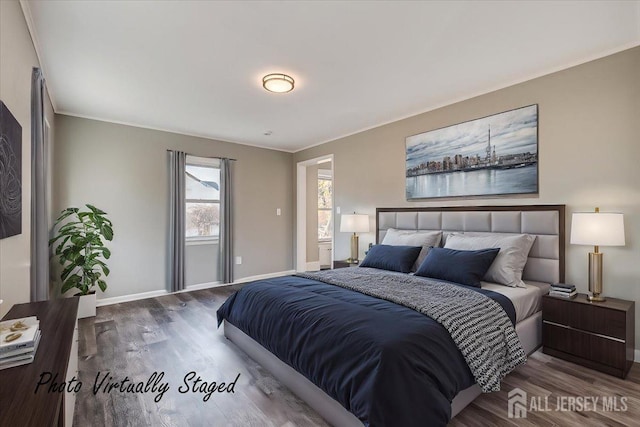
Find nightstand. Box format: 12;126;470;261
542;293;635;378
333;260;359;269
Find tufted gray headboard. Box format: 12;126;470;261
377;205;565;284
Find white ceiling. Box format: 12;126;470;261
23;1;640;152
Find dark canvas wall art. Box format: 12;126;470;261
0;101;22;239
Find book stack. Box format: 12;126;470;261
549;283;577;299
0;317;41;370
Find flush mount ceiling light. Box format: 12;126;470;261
262;73;294;93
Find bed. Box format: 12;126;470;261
218;205;565;426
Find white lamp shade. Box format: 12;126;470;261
570;212;625;246
340;214;369;233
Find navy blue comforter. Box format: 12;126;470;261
217;274;515;427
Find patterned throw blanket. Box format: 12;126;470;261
296;268;526;392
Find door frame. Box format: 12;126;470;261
296;154;334;272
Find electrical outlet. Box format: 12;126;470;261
276;208;281;216
235;256;242;265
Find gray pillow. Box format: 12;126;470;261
381;229;442;271
444;233;536;287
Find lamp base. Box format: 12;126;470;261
350;234;359;264
588;251;604;303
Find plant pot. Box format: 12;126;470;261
77;292;96;319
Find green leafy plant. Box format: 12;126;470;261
49;204;114;296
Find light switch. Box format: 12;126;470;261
235;256;242;265
276;208;281;216
336;207;341;214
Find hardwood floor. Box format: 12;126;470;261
75;286;329;427
451;352;640;427
76;285;639;426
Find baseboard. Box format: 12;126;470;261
232;270;296;284
185;281;223;291
96;289;168;307
96;270;296;307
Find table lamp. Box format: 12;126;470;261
340;213;369;264
570;207;625;302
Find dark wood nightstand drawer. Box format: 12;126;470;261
542;295;626;339
542;322;626;368
542;293;634;378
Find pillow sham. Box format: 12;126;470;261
381;229;442;271
414;247;500;288
359;244;422;274
444;233;536;288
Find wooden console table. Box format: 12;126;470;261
0;297;79;426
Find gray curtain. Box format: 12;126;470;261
168;150;186;292
30;67;48;302
219;158;234;283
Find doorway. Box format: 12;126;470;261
296;155;334;272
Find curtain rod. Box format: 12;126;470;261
166;149;237;161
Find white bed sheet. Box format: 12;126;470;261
481;280;550;323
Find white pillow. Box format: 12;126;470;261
381;229;442;271
444;233;536;287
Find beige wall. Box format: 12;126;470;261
294;47;640;346
0;1;55;317
185;243;219;287
53;115;293;300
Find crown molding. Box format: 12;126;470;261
20;0;59;110
294;41;640;153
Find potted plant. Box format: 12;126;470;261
49;204;113;318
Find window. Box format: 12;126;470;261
318;174;332;241
185;156;220;242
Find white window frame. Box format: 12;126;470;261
185;156;220;246
317;176;332;242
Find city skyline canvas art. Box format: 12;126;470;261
0;101;22;239
406;105;538;200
